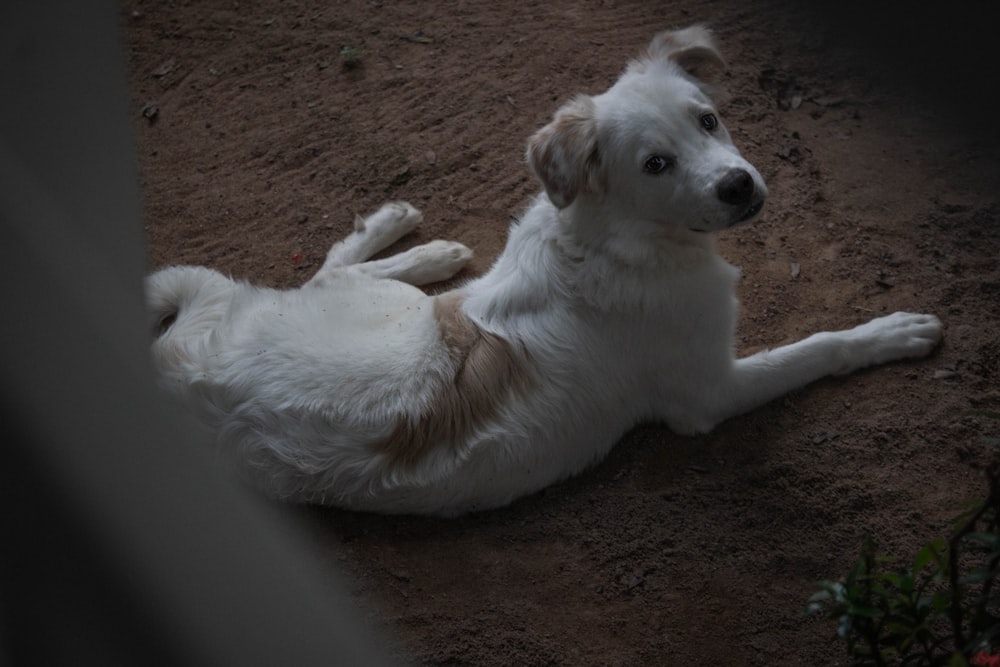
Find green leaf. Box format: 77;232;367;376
960;569;996;585
931;590;951;612
913;539;948;573
846;603;883;618
964;532;1000;549
949;650;970;667
885;619;916;636
808;589;832;603
812;581;847;602
883;571;918;596
882;572;905;587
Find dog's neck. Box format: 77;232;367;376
556;194;719;267
461;193;730;326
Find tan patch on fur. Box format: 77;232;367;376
373;292;532;470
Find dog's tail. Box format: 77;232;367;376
145;265;234;343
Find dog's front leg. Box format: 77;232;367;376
708;311;942;427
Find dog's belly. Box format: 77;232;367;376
291;274;436;348
210;274;447;414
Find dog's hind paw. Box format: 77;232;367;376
397;240;474;285
356;201;423;241
357;239;473;285
422;239;474;268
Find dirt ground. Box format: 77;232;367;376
123;1;999;664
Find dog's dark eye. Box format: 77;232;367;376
700;113;718;131
643;155;673;175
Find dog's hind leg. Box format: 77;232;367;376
304;202;422;287
355;239;473;285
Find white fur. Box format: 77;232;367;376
146;27;942;516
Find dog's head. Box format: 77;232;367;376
527;26;767;235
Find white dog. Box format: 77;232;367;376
147;26;942;515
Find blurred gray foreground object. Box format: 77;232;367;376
0;1;394;664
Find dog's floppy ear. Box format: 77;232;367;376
526;95;601;209
647;25;726;83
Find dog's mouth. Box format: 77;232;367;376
736;198;765;224
688;198;766;233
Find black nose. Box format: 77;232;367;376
716;168;755;205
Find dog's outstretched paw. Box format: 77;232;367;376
846;311;943;370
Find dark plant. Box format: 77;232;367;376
809;457;1000;666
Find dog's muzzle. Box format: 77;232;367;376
716;168;755;206
717;167;765;225
736;198;765;223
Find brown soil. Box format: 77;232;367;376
123;1;999;664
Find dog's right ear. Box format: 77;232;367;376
526;95;601;209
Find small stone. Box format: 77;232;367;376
812;95;844;107
152;58;176;78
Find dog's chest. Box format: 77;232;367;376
567;254;741;375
